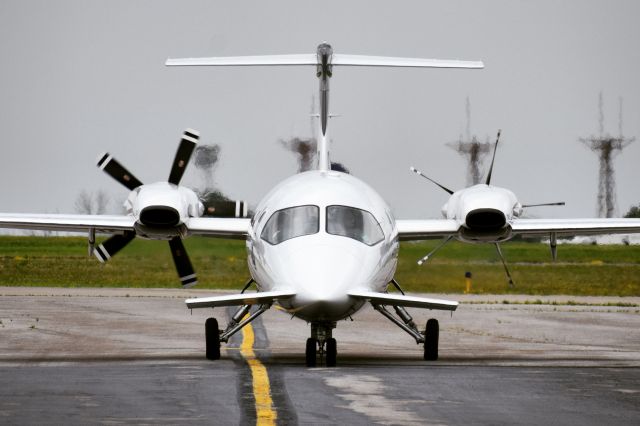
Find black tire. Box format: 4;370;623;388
326;338;337;367
423;318;439;361
205;317;221;360
305;338;317;367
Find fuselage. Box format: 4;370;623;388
246;170;399;321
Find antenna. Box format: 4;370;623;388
447;97;492;185
409;166;454;195
580;93;635;218
485;130;501;186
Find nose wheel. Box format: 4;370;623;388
306;322;337;367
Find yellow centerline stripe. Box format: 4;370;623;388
241;318;277;425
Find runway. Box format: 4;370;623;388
1;287;639;424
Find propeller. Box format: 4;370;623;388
169;130;199;185
485;129;501;185
169;237;197;287
95;129;200;287
94;231;136;263
97;153;144;191
409;166;454;195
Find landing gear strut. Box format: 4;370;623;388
305;322;337;367
371;279;443;361
204;301;271;361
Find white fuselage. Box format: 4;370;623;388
246;170;399;321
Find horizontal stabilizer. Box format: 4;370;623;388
333;54;484;69
185;290;296;309
348;290;458;311
166;54;483;69
166;54;317;67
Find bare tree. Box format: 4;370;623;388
74;189;110;214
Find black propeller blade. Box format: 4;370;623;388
97;153;144;191
169;237;197;288
409;166;454;195
168;129;199;185
522;202;566;208
485;129;502;186
94;231;136;263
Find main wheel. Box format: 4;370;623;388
205;317;221;360
326;338;337;367
423;318;439;361
305;338;317;367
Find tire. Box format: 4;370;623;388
205;317;221;360
423;318;439;361
326;338;337;367
305;338;317;367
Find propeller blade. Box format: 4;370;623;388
485;129;502;186
169;237;197;288
409;166;454;195
522;202;566;208
168;129;199;185
94;231;136;263
97;153;144;191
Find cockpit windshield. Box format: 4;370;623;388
261;205;319;245
326;205;384;246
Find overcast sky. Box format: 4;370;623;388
0;0;638;219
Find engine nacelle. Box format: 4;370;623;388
125;182;203;239
442;184;521;234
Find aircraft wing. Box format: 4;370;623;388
348;290;458;311
0;213;251;239
185;217;250;239
185;290;296;309
0;213;135;233
396;219;460;241
511;218;640;236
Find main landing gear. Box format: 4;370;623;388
306;322;337;367
372;280;441;361
204;302;271;361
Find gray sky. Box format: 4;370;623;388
0;0;638;219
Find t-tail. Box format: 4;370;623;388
166;43;484;171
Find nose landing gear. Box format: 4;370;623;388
306;322;337;367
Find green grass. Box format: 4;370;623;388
0;236;639;296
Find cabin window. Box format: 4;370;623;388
261;205;319;245
326;205;384;246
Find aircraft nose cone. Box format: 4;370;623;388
285;244;360;302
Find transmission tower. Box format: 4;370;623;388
280;95;317;172
580;93;635;218
447;97;492;185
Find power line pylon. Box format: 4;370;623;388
280;95;317;172
447;97;492;186
580;93;635;218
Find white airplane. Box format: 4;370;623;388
409;130;566;286
2;43;640;367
